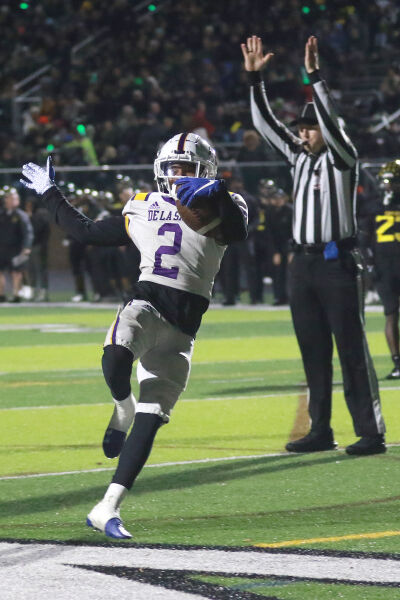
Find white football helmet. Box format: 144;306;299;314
154;132;217;195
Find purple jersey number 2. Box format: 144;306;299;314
153;223;182;279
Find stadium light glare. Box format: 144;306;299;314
301;6;311;14
76;124;86;136
20;2;29;9
320;4;327;9
148;4;157;11
46;144;55;151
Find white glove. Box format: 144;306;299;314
20;156;55;195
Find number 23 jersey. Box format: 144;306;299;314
374;205;400;257
123;191;226;300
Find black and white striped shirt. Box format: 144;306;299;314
249;70;358;244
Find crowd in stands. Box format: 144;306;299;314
0;0;399;304
0;0;399;173
0;174;294;305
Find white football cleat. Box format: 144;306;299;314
86;500;132;539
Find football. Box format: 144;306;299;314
175;197;222;239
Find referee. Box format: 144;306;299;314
241;35;386;455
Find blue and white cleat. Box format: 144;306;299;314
86;501;132;539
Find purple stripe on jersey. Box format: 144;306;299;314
144;193;151;202
162;195;176;206
111;315;120;344
177;133;188;153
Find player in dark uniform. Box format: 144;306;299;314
374;160;400;378
25;197;51;301
268;187;292;305
0;188;33;302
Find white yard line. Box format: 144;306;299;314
2;384;400;412
0;300;385;311
2;445;399;482
0;452;286;481
0;353;393;379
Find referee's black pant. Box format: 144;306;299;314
288;249;385;438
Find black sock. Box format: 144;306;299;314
112;413;163;489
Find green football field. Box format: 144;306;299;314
0;305;399;599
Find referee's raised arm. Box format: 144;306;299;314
241;36;301;166
305;36;357;171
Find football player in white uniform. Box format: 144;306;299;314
21;132;248;539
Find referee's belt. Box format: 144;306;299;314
291;237;355;254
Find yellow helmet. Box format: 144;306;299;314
378;159;400;185
378;159;400;205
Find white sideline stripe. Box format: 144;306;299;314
0;389;337;412
0;342;99;350
2;384;400;412
0;402;113;412
209;377;264;383
0;336;390;348
2;445;399;482
0;352;394;377
0;352;394;379
0;452;285;481
0;392;299;412
0;358;281;377
0;300;385;311
0;360;274;377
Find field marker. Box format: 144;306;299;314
288;389;309;441
254;530;400;548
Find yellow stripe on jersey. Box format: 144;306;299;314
124;214;130;236
133;192;148;201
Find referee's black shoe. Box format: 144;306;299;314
345;434;386;456
285;429;337;453
386;366;400;379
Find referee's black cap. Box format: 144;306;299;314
290;102;318;127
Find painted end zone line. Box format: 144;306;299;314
0;451;287;481
255;530;400;548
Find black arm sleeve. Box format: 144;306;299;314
215;183;248;244
42;187;130;246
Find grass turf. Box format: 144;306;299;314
0;305;399;565
1;451;399;554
